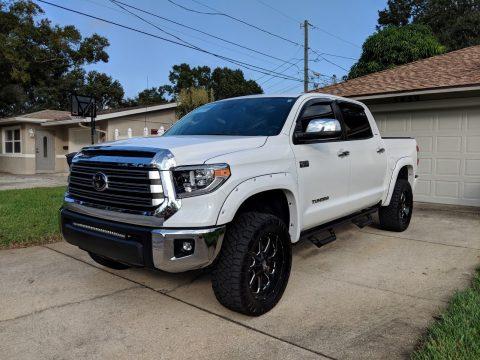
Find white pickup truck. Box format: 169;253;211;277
61;93;418;315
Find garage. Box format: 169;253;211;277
373;105;480;206
318;45;480;207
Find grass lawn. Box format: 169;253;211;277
412;269;480;359
0;186;66;249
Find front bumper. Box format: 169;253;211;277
60;209;225;273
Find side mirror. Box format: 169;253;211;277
294;118;342;142
66;152;77;168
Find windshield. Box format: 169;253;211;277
165;97;297;136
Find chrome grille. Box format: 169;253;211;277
68;161;164;212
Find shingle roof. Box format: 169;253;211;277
22;109;71;121
314;45;480;97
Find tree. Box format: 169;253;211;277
211;67;263;100
348;24;445;79
0;1;123;116
175;87;214;119
165;63;263;100
136;86;171;106
378;0;480;51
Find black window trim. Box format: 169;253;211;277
292;98;346;145
336;100;374;141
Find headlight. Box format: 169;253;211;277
172;164;231;198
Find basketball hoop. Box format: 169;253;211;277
71;94;97;145
71;94;96;118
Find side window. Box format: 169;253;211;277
298;102;337;132
338;103;373;140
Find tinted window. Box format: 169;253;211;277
338;103;372;140
165;97;296;136
299;102;336;132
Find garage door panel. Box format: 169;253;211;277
417;158;432;175
436;136;462;153
435;181;459;198
466;109;480;130
415;180;431;196
385;113;408;132
438;110;463;130
411;112;434;130
465;159;480;176
466;136;480;153
464;182;480;200
416;137;433;152
436;159;461;176
375;106;480;207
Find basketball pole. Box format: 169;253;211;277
90;99;96;145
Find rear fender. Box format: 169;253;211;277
382;157;415;206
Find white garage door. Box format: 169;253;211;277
374;106;480;207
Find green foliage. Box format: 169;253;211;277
348;24;445;79
0;186;65;248
123;85;173;107
0;0;123;116
165;63;263;100
412;269;480;359
378;0;480;51
211;67;263;100
175;87;213;119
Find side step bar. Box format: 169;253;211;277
300;204;380;248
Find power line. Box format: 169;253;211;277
252;0;360;49
167;0;302;47
111;0;301;69
35;0;305;83
253;0;299;24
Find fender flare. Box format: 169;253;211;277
383;157;415;206
216;172;301;242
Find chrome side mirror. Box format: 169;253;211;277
306;118;341;133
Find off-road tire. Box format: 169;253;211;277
88;252;130;270
212;212;292;316
379;179;413;232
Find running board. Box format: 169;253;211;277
309;229;336;248
300;204;380;247
352;214;373;228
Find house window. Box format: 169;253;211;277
3;127;21;154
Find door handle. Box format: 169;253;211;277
376;147;385;154
337;150;350;158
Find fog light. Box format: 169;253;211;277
174;238;195;258
182;241;193;252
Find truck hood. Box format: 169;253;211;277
101;135;267;165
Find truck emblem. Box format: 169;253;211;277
312;196;329;204
92;172;108;192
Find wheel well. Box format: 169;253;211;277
398;166;409;181
236;190;290;227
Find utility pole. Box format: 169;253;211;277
301;20;309;93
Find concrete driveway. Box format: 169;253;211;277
0;173;68;190
1;204;479;360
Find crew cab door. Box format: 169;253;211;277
291;99;350;230
336;101;387;211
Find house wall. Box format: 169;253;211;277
105;108;176;140
0;107;176;175
0;123;37;175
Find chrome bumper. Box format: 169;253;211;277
60;208;225;273
152;227;225;272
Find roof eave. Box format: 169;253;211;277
340;84;480;101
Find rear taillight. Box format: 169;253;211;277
416;145;420;165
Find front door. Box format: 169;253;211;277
35;130;55;172
291;99;350;231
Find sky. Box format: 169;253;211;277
36;0;387;98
